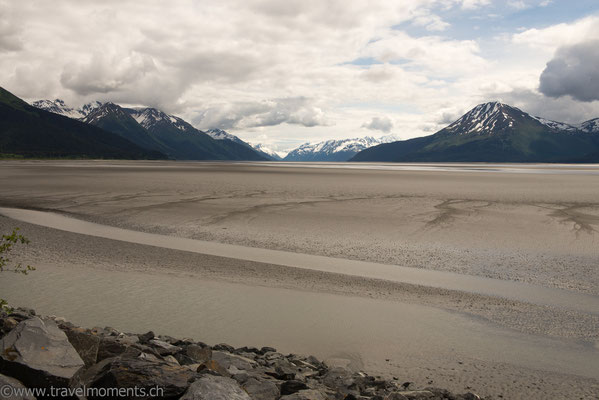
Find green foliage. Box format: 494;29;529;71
0;228;35;314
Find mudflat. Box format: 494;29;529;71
0;160;598;399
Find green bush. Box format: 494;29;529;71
0;228;35;313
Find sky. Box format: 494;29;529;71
2;0;599;153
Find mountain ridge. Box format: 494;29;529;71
351;102;599;163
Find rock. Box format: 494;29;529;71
213;343;235;352
149;339;182;355
322;367;355;390
138;331;155;344
138;352;160;362
197;360;230;377
163;355;180;365
72;356;198;399
97;336;139;361
0;317;84;389
281;380;308;395
62;326;100;366
180;374;251;400
279;389;327;400
212;351;256;371
0;373;35;400
269;359;300;381
397;390;436;399
242;377;280;400
386;393;409;400
0;317;18;337
186;344;212;363
260;346;277;354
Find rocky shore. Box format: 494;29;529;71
0;308;485;400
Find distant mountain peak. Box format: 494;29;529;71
283;136;386;162
127;107;191;132
445;102;524;135
579;118;599;133
32;99;103;120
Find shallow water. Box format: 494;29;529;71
2;207;598;316
0;263;597;380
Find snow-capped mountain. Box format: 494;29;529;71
284;136;387;162
443;101;589;136
127;107;196;133
31;99;103;120
579;118;599;133
251;143;285;161
206;128;247;145
352;101;599;163
206;129;279;160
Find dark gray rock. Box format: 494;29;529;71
197;360;231;377
281;380;308;395
186;344;212;363
97;336;140;361
180;374;251;400
213;343;235;352
138;331;155;344
260;346;276;354
279;389;327;400
72;356;198;399
62;327;100;366
0;317;84;390
241;377;280;400
212;351;256;371
149;339;182;356
0;373;35;400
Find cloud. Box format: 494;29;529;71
0;2;23;51
485;88;599;124
460;0;491;9
539;40;599;102
362;116;393;133
193;97;328;130
60;51;157;95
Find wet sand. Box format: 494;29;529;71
0;160;598;399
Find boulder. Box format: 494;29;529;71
212;351;256;371
396;390;436;399
241;377;280;400
138;331;155;344
279;389;327;400
180;374;251;400
149;339;182;356
281;380;308;395
197;360;230;377
0;373;35;400
62;327;100;366
72;356;198;399
0;317;84;389
186;344;212;363
97;336;139;361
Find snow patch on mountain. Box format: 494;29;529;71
127;108;193;133
531;116;578;132
284;135;396;161
32;99;103;120
578;118;599;133
251;143;286;160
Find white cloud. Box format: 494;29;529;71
1;0;598;150
362;116;394;133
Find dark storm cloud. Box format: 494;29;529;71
539;40;599;102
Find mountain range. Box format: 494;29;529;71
3;86;599;163
0;87;163;159
283;135;399;162
30;97;270;161
351;102;599;163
